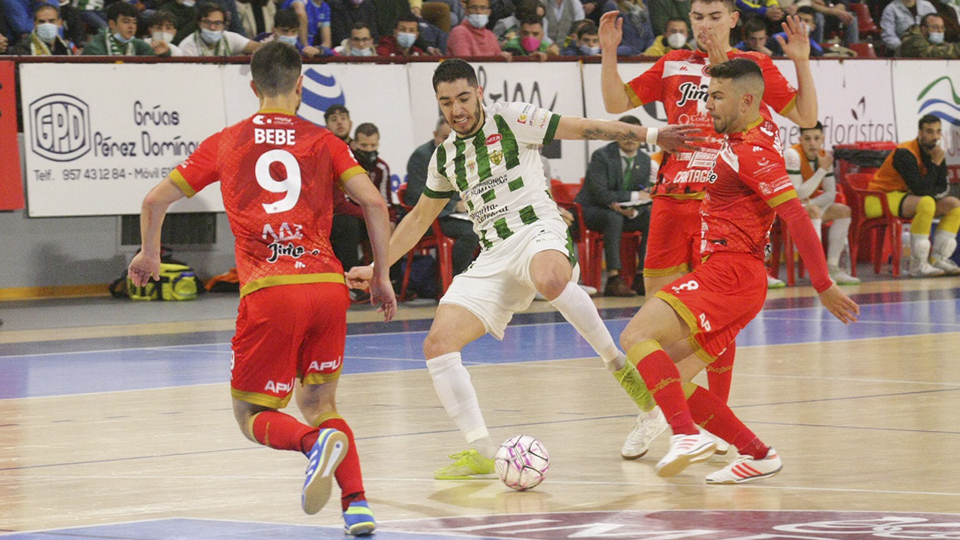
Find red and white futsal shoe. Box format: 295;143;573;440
705;447;783;484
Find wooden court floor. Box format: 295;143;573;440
1;278;959;538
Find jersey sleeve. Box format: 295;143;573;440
739;143;797;208
625;55;667;108
494;102;561;145
424;149;456;199
326;135;365;184
171;130;221;197
753;53;798;116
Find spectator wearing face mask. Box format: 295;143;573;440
643;17;693;56
377;12;425;55
329;0;377;45
10;3;75;54
82;2;154;55
561;20;601;55
899;13;960;56
448;0;506;57
502;15;560;59
178;2;259;56
254;8;331;56
146;10;182;56
334;20;376;55
278;0;329;47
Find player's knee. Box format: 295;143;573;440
806;204;821;219
619;329;652;355
835;204;851;218
944;197;960;211
917;196;937;217
423;330;457;358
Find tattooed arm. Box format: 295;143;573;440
554;117;705;153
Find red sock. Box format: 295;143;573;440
318;416;366;511
251;411;318;453
636;349;697;435
706;341;736;403
687;385;769;459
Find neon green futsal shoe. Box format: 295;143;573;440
434;449;496;480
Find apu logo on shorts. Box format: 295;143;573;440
28;94;92;162
486;134;502;145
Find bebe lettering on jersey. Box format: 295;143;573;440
254;128;296;146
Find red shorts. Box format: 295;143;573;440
643;197;703;278
654;252;767;363
230;282;349;409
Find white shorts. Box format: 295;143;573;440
439;219;579;340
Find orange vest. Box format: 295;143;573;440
870;139;925;193
791;143;824;180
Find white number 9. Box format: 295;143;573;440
256;149;302;214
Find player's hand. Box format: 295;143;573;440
698;26;727;67
834;6;855;24
128;251;161;287
599;11;623;52
777;15;811;61
656;124;708;153
345;265;374;290
151;40;170;56
369;271;397;322
819;151;834;172
818;284;860;324
930;144;946;164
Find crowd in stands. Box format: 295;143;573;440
2;0;958;58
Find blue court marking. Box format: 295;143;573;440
0;296;958;400
0;518;491;540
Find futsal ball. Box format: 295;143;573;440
494;435;550;491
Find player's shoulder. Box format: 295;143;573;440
662;48;700;63
735;119;781;157
729;50;774;68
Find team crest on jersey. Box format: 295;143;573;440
490;149;504;165
468;161;477;173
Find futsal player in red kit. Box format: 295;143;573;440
128;42;395;535
619;58;859;483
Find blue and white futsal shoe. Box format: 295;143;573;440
302;428;348;515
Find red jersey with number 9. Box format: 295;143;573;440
701;117;798;261
171;111;365;297
626;49;797;198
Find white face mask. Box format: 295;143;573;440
182;0;196;6
200;28;222;43
667;32;687;48
351;47;372;56
37;22;59;42
928;31;945;44
152;30;174;43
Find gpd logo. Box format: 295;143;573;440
29;94;91;162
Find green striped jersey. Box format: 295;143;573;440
424;102;563;250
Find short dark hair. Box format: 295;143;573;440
250;41;302;97
666;17;688;27
919;114;941;130
106;1;139;23
708;57;765;94
799;121;824;135
324;104;349;121
519;14;543;28
797;6;817;18
351;21;370;33
355;122;379;138
921;13;943;27
432;58;478;91
577;21;598;40
149;10;177;28
196;2;226;24
617;115;641;126
691;0;736;12
33;3;58;19
273;8;299;30
397;12;418;26
743;17;767;35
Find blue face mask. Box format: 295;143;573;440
113;32;132;43
36;23;59;42
396;32;416;48
467;14;488;28
928;31;945;44
200;28;222;43
579;44;600;55
277;34;298;46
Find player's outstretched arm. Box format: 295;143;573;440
777;15;818;128
599;11;633;114
818;284;860;324
553;116;705;153
128;177;187;287
343;173;398;321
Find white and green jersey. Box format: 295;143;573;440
424;101;565;250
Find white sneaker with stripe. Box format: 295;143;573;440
654;429;716;477
705;447;783;484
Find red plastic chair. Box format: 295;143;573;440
395;184;456;300
550;179;642;289
840;172;907;277
850;3;881;40
848;42;877;58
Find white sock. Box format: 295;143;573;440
828;217;850;268
911;233;932;262
933;230;958;260
549;281;622;366
426;352;493;456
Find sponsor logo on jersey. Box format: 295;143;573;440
468;161;476;173
266;241;320;263
264;378;294;393
490;149;504;165
518;114;528;124
308;357;343;372
29;94;92;162
486;134;502;145
676;82;709;108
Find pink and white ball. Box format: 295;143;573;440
494;435;550;491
